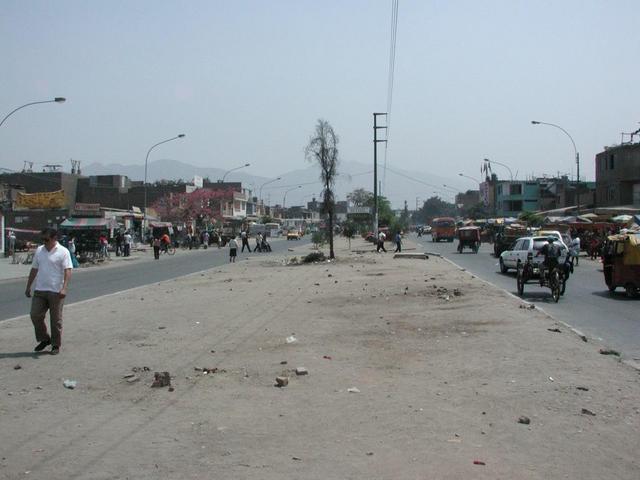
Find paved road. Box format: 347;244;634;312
416;234;640;360
0;237;308;322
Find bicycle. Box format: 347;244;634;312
161;243;176;255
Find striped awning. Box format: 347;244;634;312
59;217;117;230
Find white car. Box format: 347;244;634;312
499;236;568;273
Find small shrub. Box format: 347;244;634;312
303;251;326;263
312;231;326;248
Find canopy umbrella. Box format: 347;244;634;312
612;214;633;223
59;217;117;230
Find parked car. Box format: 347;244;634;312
499;236;568;274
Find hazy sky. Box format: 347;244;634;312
1;1;638;189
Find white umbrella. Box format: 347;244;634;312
612;214;633;223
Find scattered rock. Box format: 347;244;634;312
366;452;374;456
158;326;166;330
328;274;333;277
473;460;486;466
13;364;21;370
599;348;620;356
123;373;136;379
295;367;308;376
151;372;171;388
275;376;289;388
285;335;297;344
323;355;332;360
519;304;535;310
547;328;562;333
292;456;301;461
347;387;360;393
126;375;141;384
280;360;288;365
581;408;596;416
576;386;590;391
63;379;77;389
517;416;531;425
453;288;462;296
168;387;175;392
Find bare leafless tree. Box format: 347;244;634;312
305;119;339;259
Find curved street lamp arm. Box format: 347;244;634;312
531;121;577;158
0;98;66;129
484;158;513;181
458;173;481;184
221;163;251;182
144;135;185;184
259;177;281;202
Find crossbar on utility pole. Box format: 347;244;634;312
373;113;387;240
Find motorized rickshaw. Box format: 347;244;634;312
516;249;572;303
602;232;640;298
457;226;481;253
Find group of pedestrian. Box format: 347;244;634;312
228;230;272;262
376;231;403;253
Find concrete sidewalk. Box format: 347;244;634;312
0;237;638;479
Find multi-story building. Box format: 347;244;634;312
454;190;480;210
595;142;640;207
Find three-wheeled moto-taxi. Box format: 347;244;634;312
516;241;572;303
602;232;640;298
457;226;481;253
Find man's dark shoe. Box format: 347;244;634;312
34;340;51;352
50;347;60;355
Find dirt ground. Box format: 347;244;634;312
1;237;638;479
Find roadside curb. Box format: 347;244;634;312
439;255;640;373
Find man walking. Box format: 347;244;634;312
376;231;387;253
25;228;73;355
394;231;402;253
240;230;251;252
123;230;132;257
228;235;238;263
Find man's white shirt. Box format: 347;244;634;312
32;242;73;292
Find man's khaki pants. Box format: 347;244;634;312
30;290;65;347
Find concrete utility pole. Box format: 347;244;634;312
373;113;387;237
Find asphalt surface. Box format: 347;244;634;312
0;237;309;322
416;234;640;361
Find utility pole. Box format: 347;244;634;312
373;113;387;238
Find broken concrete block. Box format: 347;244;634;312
275;376;289;387
295;367;308;376
151;371;171;388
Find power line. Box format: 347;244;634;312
382;0;399;195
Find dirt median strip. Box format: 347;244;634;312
0;237;638;479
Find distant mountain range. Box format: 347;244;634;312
83;159;470;208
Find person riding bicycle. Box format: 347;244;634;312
160;233;171;252
537;237;561;285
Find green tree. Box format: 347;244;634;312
305;119;339;259
347;188;373;206
518;211;543;227
415;196;456;224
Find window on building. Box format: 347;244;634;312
511;184;522;195
609;154;615;170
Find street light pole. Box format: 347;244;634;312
259;177;281;203
531;120;580;213
143;134;186;238
221;163;250;182
484;158;513;181
0;97;66;129
282;185;301;210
